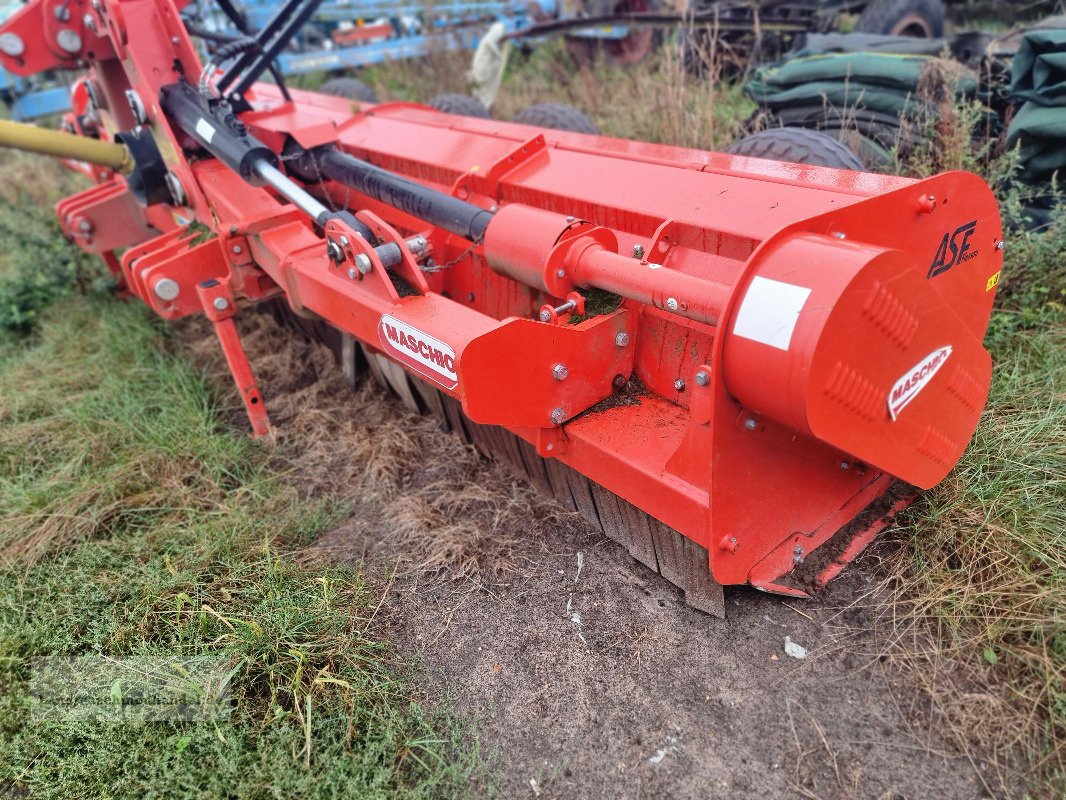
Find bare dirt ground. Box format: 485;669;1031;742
185;313;999;800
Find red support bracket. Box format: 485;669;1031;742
196;279;271;438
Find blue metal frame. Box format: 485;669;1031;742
1;0;640;119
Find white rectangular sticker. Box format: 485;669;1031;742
194;118;216;144
732;276;812;351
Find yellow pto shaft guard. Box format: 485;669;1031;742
0;119;133;173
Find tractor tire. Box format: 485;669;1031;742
854;0;945;38
726;128;866;170
318;77;379;104
513;103;601;135
425;93;492;119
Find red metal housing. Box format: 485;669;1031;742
0;0;1003;606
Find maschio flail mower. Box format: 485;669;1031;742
0;0;1003;617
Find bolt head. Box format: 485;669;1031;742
556;269;566;279
674;379;685;391
695;370;710;386
83;13;96;31
326;239;344;263
996;240;1005;251
666;297;679;312
153;278;180;302
551;407;566;425
212;297;229;311
553;364;569;381
632;244;645;259
539;310;552;323
566;216;575;223
831;231;846;239
77;218;93;232
355;253;372;275
347;267;358;280
744;418;757;431
839;461;850;471
231;244;242;254
614;331;630;347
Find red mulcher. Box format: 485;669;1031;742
0;0;1003;616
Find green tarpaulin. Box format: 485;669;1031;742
1006;28;1066;184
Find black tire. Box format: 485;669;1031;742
318;77;379;104
726;128;866;170
512;103;600;135
425;93;492;119
854;0;945;38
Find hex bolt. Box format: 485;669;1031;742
347;267;358;280
566;215;575;223
793;545;805;564
615;331;630;347
551;407;566;425
212;297;229;311
170;36;180;45
674;379;686;391
839;461;850;471
326;239;344;264
666;297;679;312
744;417;757;431
339;235;349;247
164;172;186;207
54;4;70;21
556;269;566;279
831;231;846;239
153;278;180;302
632;244;645;259
996;240;1005;251
695;370;710;386
539;309;552;323
83;13;96;32
355;253;372;275
231;244;242;254
553;364;569;381
612;374;627;390
125;89;147;126
77;218;93;233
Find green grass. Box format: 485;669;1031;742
0;158;485;798
887;215;1066;792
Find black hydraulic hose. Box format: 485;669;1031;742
209;0;291;101
288;147;495;243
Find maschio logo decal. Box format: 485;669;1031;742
378;315;458;390
888;346;952;420
928;220;978;278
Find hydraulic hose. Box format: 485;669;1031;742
0;119;133;173
287;147;495;243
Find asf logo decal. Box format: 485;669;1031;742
928;220;978;278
